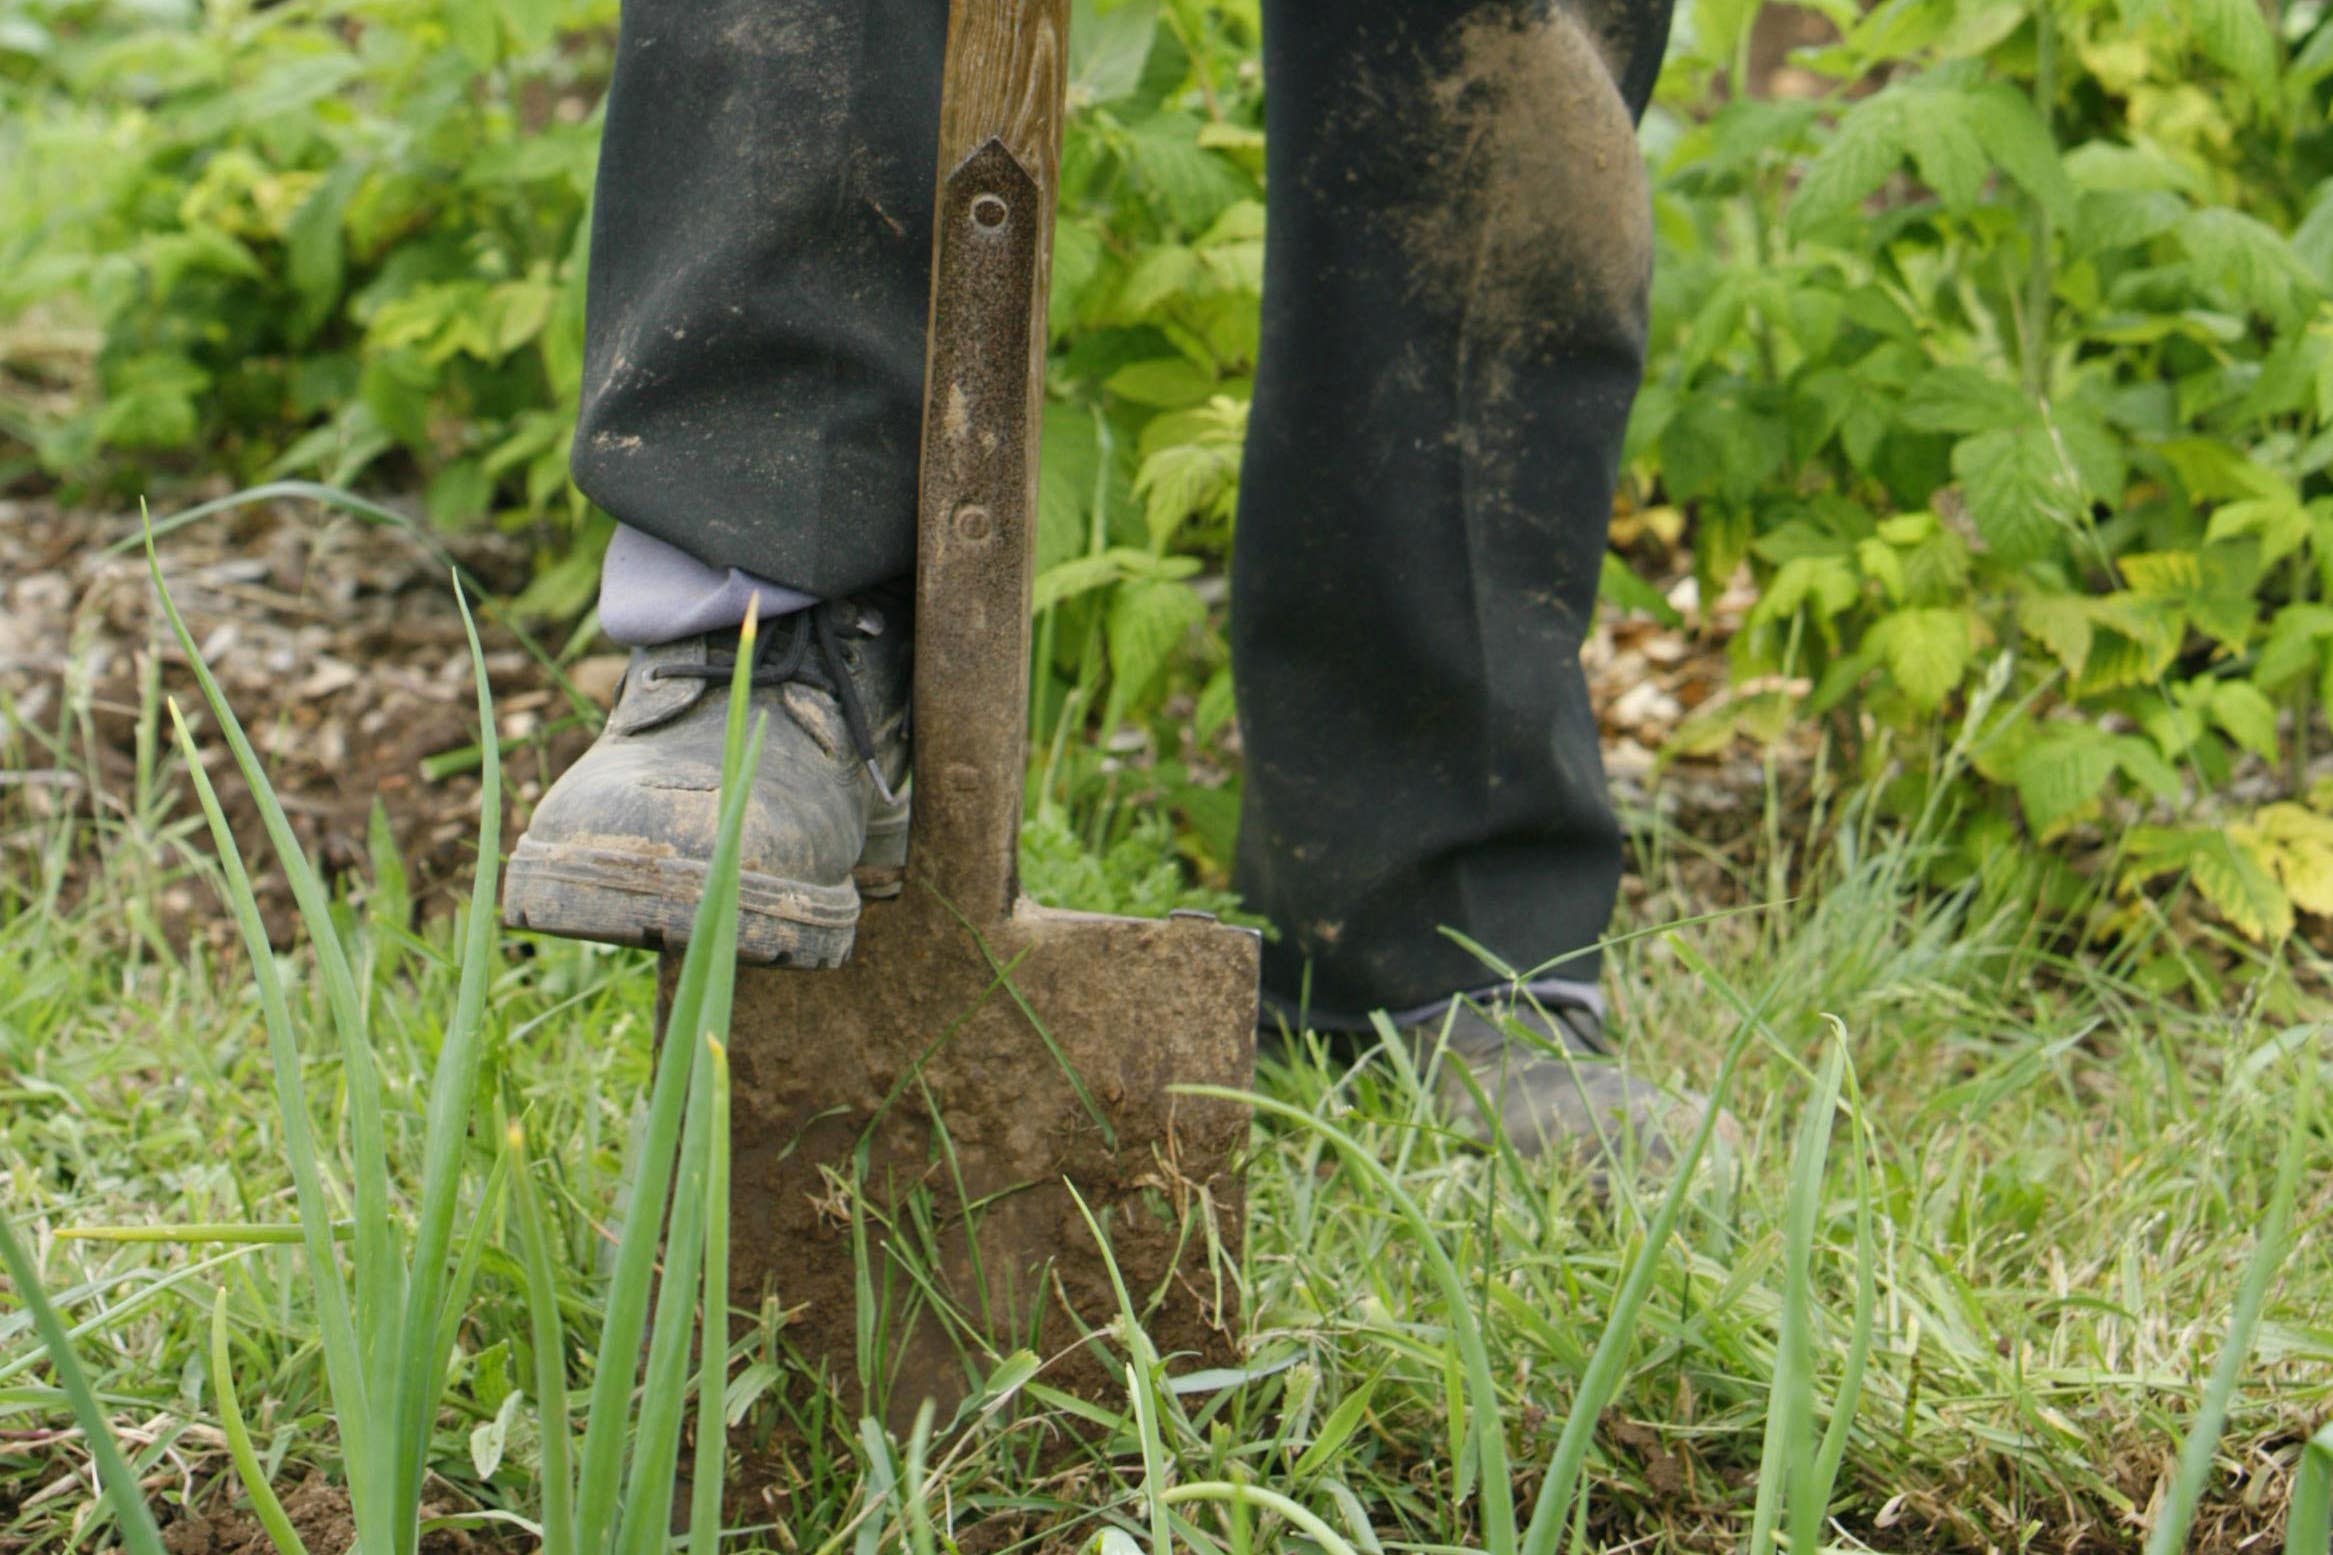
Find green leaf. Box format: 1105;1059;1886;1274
286;161;363;342
1033;547;1200;612
1104;577;1207;729
449;0;500;68
2179;208;2319;324
1789;93;1908;233
2017;592;2094;677
1749;553;1860;628
1121;111;1251;232
469;1389;524;1480
1291;1379;1380;1483
1904;90;1988;210
2190;0;2278;100
1692;0;1762;75
1132;397;1245;547
1116;243;1200;319
1069;0;1159;106
2210;680;2281;759
2195;832;2293;941
2254;604;2333;688
2119;550;2202;595
501;0;561;52
1038;402;1103;574
2240;804;2333;917
1600;551;1684;626
2015;728;2121;838
1107;357;1217;408
1968;84;2077;225
0;1217;171;1555
2111;735;2185;803
1897;365;2030;435
1953;425;2076;563
1856;535;1907;601
2205;496;2310;563
1870;606;1973;710
2123;826;2292;941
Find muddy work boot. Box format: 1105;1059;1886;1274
1416;999;1740;1176
503;601;909;967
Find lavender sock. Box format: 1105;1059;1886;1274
597;524;819;648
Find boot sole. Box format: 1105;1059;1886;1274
502;839;882;969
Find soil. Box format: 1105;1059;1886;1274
0;495;612;945
148;1474;520;1555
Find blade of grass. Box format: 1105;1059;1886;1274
0;1247;274;1389
1776;1036;1849;1555
146;522;402;1470
578;604;764;1551
690;1039;734;1555
429;1154;511;1399
1156;1484;1361;1555
166;699;373;1484
854;1418;901;1555
615;701;765;1553
0;1213;171;1555
389;578;505;1552
509;1122;577;1555
2143;1059;2314;1555
210;1288;311;1555
903;1400;937;1555
58;1224;353;1245
614;1043;719;1555
1064;1185;1173;1552
1172;1091;1519;1553
1810;1062;1880;1513
2286;1421;2333;1555
571;1007;703;1550
1517;955;1769;1555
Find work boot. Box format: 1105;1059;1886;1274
1416;998;1741;1175
502;600;910;968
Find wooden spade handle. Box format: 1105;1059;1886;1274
937;0;1071;174
907;0;1072;923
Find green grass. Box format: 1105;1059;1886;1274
4;655;2332;1552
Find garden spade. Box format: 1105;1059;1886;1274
662;0;1260;1433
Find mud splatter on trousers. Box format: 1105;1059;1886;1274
572;0;1674;1018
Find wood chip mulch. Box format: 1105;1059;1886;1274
0;495;616;948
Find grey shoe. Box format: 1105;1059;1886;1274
1417;998;1740;1172
502;601;910;967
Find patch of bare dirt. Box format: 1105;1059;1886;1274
0;496;614;944
150;1473;515;1555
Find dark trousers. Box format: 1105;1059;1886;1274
573;0;1671;1021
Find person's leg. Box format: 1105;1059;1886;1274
507;0;941;962
575;0;947;604
1234;0;1667;1023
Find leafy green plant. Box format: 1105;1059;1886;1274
1;0;610;545
1633;0;2333;954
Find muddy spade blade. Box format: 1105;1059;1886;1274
661;0;1260;1440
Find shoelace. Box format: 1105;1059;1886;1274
651;602;901;804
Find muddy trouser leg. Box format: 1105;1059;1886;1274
571;0;947;602
1234;0;1672;1026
